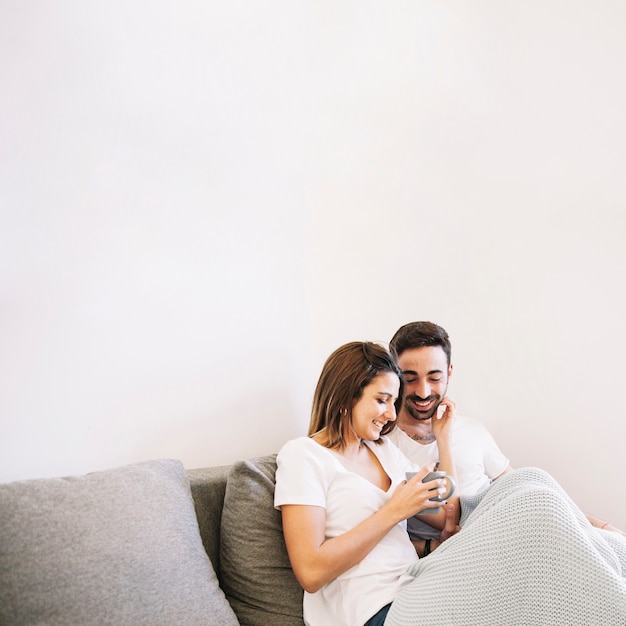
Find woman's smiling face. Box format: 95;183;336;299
348;371;400;442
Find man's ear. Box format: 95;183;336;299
448;363;454;379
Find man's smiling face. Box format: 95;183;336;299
397;346;452;422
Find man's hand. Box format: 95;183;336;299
431;397;456;441
439;502;461;542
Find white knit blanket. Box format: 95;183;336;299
385;468;626;626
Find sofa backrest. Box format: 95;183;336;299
187;464;231;579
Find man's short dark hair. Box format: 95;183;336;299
389;321;452;366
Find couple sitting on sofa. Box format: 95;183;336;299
2;321;624;626
275;323;626;626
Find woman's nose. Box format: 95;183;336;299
385;404;397;421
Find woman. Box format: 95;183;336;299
274;341;626;626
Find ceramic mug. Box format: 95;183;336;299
406;470;456;514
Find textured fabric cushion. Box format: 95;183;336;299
0;459;239;626
220;455;304;626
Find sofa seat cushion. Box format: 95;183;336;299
220;454;304;626
0;459;239;626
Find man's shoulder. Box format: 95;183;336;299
453;414;489;432
452;415;503;450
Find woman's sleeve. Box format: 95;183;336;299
274;438;329;509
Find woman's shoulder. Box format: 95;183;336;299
275;436;337;496
278;435;315;453
277;436;327;464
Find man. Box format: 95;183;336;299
388;321;511;549
388;321;623;550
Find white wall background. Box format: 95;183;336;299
1;2;625;530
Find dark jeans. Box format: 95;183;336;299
363;602;392;626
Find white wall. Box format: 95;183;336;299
2;2;625;530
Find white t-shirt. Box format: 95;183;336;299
274;436;419;626
388;415;510;540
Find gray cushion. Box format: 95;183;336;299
220;455;304;626
0;459;239;626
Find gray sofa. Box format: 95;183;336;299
0;455;304;626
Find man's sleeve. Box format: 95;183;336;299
479;425;510;479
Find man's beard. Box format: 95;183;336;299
403;386;448;422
